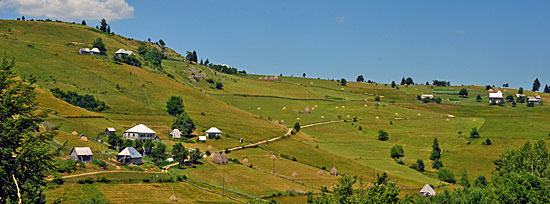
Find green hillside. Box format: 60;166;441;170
2;19;550;203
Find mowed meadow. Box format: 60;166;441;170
1;19;550;203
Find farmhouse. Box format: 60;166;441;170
114;49;134;57
206;127;222;138
421;94;434;99
105;127;116;136
420;184;436;196
123;124;155;141
70;147;93;163
170;129;182;139
78;48;90;54
117;147;143;165
489;90;504;104
528;96;541;104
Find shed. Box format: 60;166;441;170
105;127;116;136
420;184;436;196
90;47;100;55
206;127;222;138
79;48;90;54
117;147;143;165
70;147;93;163
421;94;434;99
170;129;182;139
198;136;207;142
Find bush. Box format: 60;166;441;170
438;167;456;183
395;159;404;165
294;122;301;132
96;176;111;183
78;177;95;184
378;130;389;141
470;127;480;138
56;159;77;173
52;173;63;185
390;145;404;159
176;175;187;181
432;159;444;169
215;82;224;90
483;138;492;145
93;160;107;169
114;54;142;67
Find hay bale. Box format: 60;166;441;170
321;116;325;119
346;115;350;118
304;107;311;113
317;170;324;176
71;131;78;135
330;167;338;176
282;106;287;110
395;113;399;116
242;158;249;165
417;113;421;116
80;136;88;142
296;117;300;120
270;155;277;160
257;107;261;111
314;105;318;108
473;119;477;122
341;106;345;108
280;120;285;123
364;104;368;107
292;171;298;177
335;106;339;109
375;116;380;120
311;107;315;111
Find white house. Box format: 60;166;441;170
90;47;100;55
489;90;504;104
420;184;436;196
516;94;526;98
70;147;93;163
117;147;142;165
123;124;155;141
421;94;434;99
79;48;90;55
170;129;182;139
114;49;134;58
206;127;222;138
528;96;541;104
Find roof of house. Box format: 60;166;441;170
198;136;207;141
528;96;539;102
79;48;90;52
72;147;93;156
125;124;155;134
90;48;100;53
115;49;134;55
206;127;222;134
420;184;436;196
516;94;526;97
170;129;181;135
536;95;541;99
489;91;503;98
118;147;142;158
106;127;116;132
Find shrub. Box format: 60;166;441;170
114;54;142;67
432;159;444;169
395;159;404;165
483;138;492;145
378;130;389;141
56;159;77;173
78;177;95;184
470;127;480;138
215;82;224;90
294;122;301;132
176;175;187;181
96;176;111;183
52;173;63;185
93;160;107;169
390;145;404;159
438;167;456;183
50;88;109;112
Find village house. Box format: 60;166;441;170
516;94;526;98
90;47;100;55
421;94;434;99
70;147;93;163
78;48;90;55
114;49;134;58
105;127;116;136
528;96;541;104
489;90;504;104
206;127;222;139
117;147;142;165
170;129;182;139
198;136;207;142
420;184;436;196
123;124;155;141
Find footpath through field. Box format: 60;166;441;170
48;170;165;180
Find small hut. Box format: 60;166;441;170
70;147;93;163
170;129;182;139
117;147;143;165
330;166;339;176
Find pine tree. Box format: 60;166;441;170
544;84;550;93
391;81;396;88
430;138;441;160
533;78;541;91
81;20;86;25
100;18;108;32
205;58;209;65
400;77;406;85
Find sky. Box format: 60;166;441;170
0;0;549;89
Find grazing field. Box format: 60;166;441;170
3;19;550;203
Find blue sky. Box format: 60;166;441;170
1;0;549;89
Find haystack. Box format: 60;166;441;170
242;158;249;165
317;170;324;176
292;171;298;177
341;106;345;108
282;106;287;110
207;145;214;150
72;131;78;135
211;152;222;164
257;107;261;110
330;166;339;176
321;116;325;119
168;194;178;202
80;136;88;142
221;152;229;164
270;155;277;160
335;106;339;109
304;107;311;113
296;117;300;120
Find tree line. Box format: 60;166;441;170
50;88;109;112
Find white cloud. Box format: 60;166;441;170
456;29;465;35
0;0;134;21
337;16;345;23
